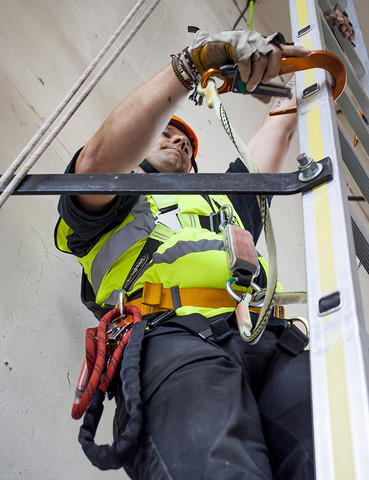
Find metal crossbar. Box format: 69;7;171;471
0;161;332;195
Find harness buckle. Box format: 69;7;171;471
155;207;182;232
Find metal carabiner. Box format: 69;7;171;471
226;277;261;303
218;204;234;231
249;285;265;308
226;277;242;303
119;289;125;317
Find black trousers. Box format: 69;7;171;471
115;314;314;480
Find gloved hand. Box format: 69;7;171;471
189;29;310;92
190;29;280;72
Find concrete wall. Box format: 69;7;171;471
0;1;367;479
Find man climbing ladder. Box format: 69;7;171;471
55;26;314;479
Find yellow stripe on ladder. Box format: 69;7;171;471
295;0;356;478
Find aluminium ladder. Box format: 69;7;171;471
289;0;369;478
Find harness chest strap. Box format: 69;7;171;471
125;282;262;316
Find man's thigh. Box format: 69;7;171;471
133;329;273;480
258;351;314;480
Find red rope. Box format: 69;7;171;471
71;305;142;420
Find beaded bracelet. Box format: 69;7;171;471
171;54;195;91
170;50;203;105
182;47;200;83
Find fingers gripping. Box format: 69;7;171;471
189;29;310;93
190;29;275;76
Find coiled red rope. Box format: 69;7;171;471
72;304;142;420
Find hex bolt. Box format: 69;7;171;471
297;153;323;182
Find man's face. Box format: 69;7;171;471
145;125;193;173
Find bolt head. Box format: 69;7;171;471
297;153;311;168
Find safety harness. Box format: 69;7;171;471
102;192;249;308
73;188;276;468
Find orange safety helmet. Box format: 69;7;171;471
169;116;198;172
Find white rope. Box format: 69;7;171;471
0;0;162;208
0;0;146;191
197;79;279;344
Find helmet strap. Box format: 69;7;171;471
139;159;160;173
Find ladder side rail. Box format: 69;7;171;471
338;124;369;203
289;1;369;479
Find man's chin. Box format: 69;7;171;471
160;159;188;173
147;152;189;173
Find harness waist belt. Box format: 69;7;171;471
125;282;260;316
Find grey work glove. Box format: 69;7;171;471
190;29;285;75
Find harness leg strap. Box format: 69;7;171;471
277;323;309;355
199;316;234;343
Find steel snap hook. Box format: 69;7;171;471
219;204;234;231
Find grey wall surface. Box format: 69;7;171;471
0;1;367;479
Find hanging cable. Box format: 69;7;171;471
232;0;253;30
248;1;255;30
0;0;162;208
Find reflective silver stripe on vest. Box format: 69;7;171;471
90;196;155;293
104;238;225;306
151;238;224;265
135;238;225;282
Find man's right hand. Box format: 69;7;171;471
189;29;311;92
326;9;355;43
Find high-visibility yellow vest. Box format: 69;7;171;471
55;193;282;317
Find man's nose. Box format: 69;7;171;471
171;135;185;147
171;135;190;155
